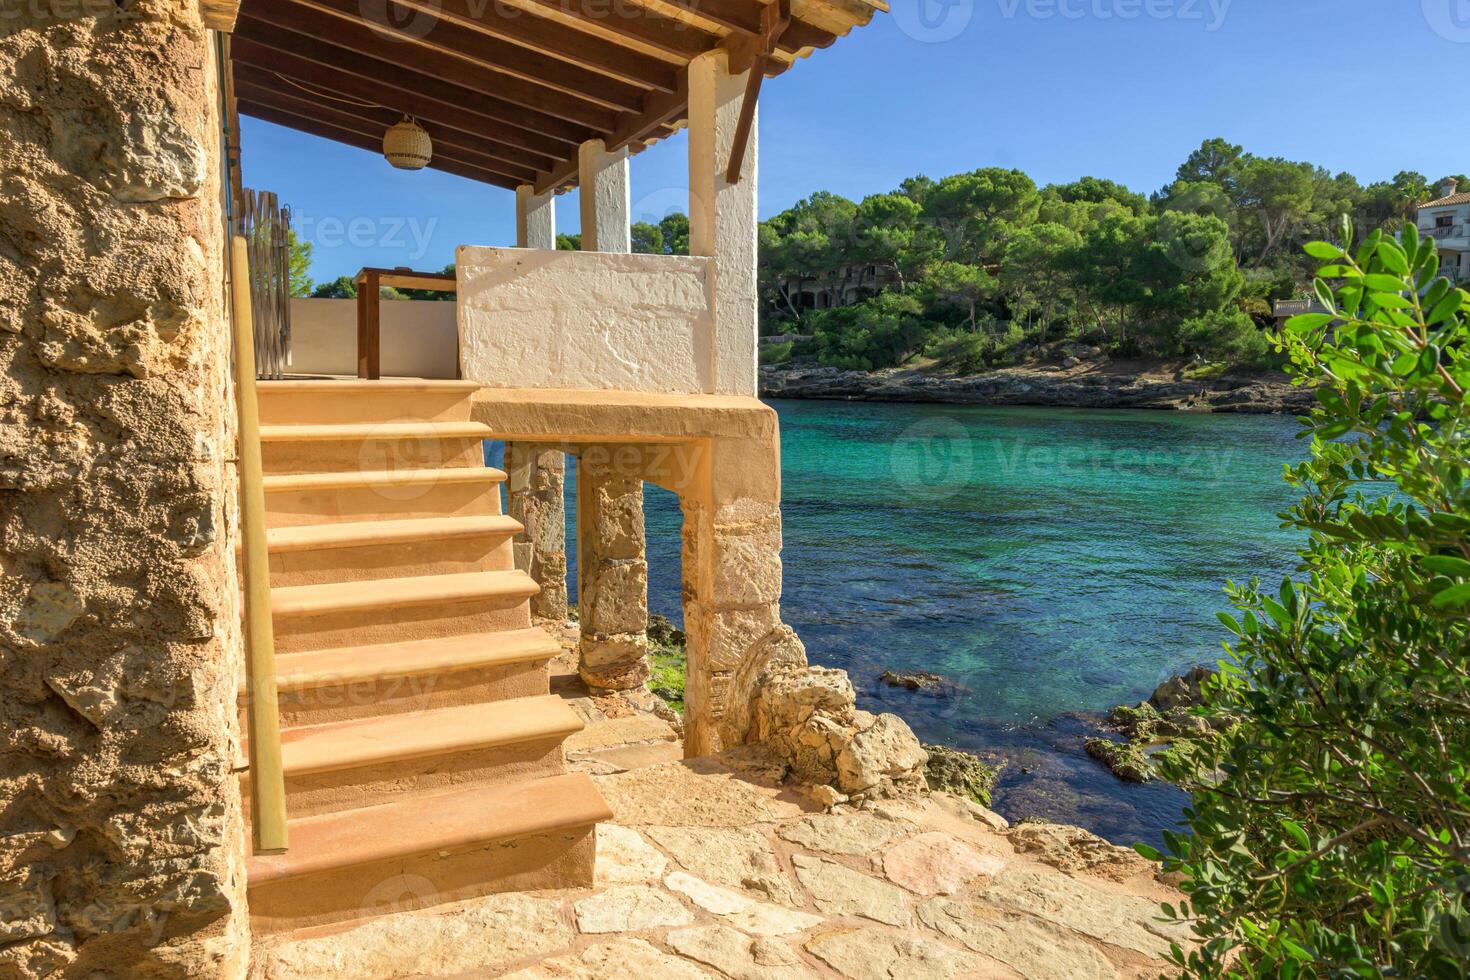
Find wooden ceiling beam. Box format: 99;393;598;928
229;37;598;151
240;101;521;188
534;69;688;194
271;0;660;108
235;78;549;179
237;10;619;130
230;46;586;160
238;94;539;183
653;0;835;54
512;0;718;60
385;0;681;92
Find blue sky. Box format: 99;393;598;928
241;0;1470;282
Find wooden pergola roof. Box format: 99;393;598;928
227;0;884;193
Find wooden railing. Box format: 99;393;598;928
231;234;289;854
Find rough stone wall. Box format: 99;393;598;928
0;4;248;977
504;443;568;621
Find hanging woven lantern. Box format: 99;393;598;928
383;116;432;170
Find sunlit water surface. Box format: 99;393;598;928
511;400;1306;846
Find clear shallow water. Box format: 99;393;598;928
521;401;1307;846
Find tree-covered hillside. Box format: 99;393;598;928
757;139;1463;374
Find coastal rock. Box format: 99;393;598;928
791;855;912;927
835;714;929;795
747;663;928;799
880;832;1004;895
1084;738;1153;783
922;743;1002;807
877;670;949;693
1007;821;1156;882
759;362;1315;414
1150;666;1216;711
805;928;979;980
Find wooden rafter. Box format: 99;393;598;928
239;100;521;188
378;0;682;91
235;83;544;182
229;37;596;149
725;0;789;183
228;0;883;191
258;0;655;110
533;70;689;194
237;9;618;129
234;68;558;172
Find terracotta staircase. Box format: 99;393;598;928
242;379;611;932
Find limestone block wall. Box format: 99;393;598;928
0;5;247;977
456;247;719;395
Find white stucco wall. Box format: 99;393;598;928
456;246;720;395
288;297;459;379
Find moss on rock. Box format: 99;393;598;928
923;743;1003;807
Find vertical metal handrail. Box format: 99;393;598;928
231;234;289;854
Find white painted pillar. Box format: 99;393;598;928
577;139;631;253
515;184;556;249
688;49;758;396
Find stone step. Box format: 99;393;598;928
247;773;610;931
268;627;559;696
269;570;538;619
274;693;581;778
264;515;521;553
259;421;493;475
256;379;480;425
262;467;507;527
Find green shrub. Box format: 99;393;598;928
760;340;794;365
1178;309;1271;367
1149;220;1470;976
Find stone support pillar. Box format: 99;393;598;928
504;443;568;621
576;139;631;253
0;4;247;975
514;184;556;250
688;49;759;396
576;447;649;690
677;433;785;756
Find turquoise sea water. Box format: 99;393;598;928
550;400;1307;845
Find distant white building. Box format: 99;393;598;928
1417;179;1470;282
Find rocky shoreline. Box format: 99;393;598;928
760;360;1314;414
